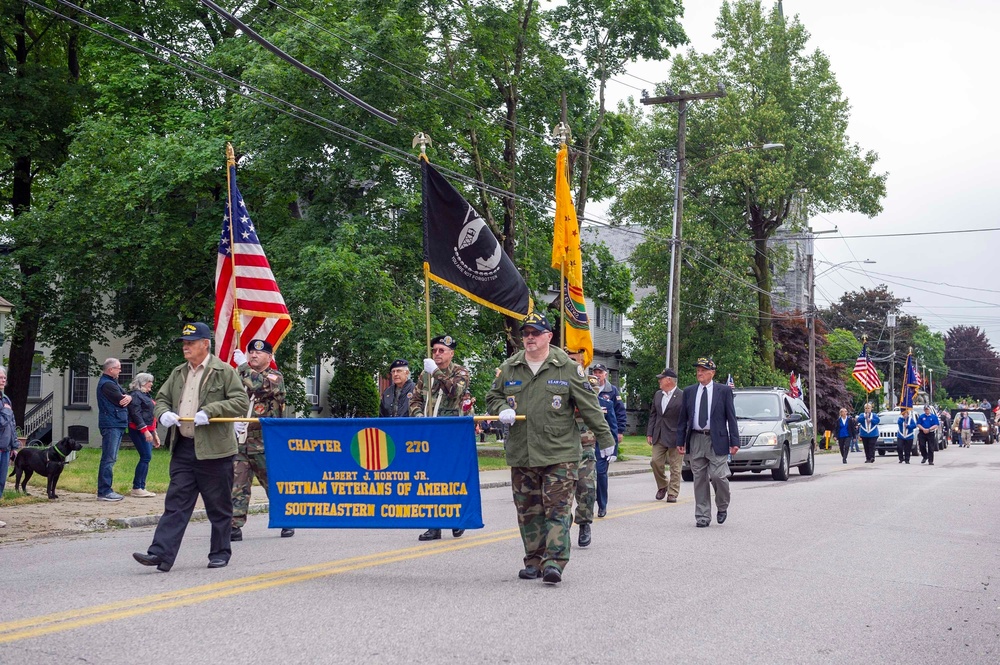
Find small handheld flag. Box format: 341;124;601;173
726;374;735;388
788;371;802;398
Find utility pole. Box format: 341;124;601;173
806;233;818;447
888;312;897;410
642;87;726;371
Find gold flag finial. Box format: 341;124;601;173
226;142;236;167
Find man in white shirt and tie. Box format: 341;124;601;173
677;357;740;528
646;368;683;502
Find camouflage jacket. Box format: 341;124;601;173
238;363;286;430
409;362;470;417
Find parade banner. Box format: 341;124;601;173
261;417;483;530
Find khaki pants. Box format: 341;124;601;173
650;443;682;498
689;431;731;522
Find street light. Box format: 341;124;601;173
664;142;785;370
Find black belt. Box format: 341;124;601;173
691;429;711;435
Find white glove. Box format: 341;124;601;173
159;411;179;428
498;409;517;425
423;358;438;375
601;445;616;459
233;422;248;435
608;455;618;463
233;349;247;365
194;410;210;426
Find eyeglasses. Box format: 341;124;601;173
431;347;449;354
521;329;547;338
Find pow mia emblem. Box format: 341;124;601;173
507;396;517;410
552;395;562;409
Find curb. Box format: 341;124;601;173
108;466;653;529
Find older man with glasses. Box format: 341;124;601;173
409;334;471;542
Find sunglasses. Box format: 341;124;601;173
521;329;548;338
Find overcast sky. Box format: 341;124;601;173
602;0;1000;350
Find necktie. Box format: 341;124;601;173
698;386;708;430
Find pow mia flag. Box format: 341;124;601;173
421;159;533;318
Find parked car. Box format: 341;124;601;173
680;387;815;482
949;409;995;444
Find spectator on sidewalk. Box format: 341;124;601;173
1;365;22;498
126;373;160;498
97;358;132;502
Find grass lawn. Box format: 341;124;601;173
0;490;49;508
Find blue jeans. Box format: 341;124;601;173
595;456;610;511
127;428;153;490
0;449;10;495
98;427;125;496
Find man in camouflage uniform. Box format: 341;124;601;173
488;313;615;585
231;339;293;541
566;348;598;548
410;334;471;541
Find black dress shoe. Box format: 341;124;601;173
518;565;541;579
418;529;441;541
542;566;562;585
451;529;465;538
280;528;295;538
655;487;668;501
597;507;607;518
696;520;710;528
717;510;728;524
133;552;171;572
578;523;591;547
230;527;243;542
207;558;228;569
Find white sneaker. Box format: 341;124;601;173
98;492;124;502
0;520;6;528
130;489;157;498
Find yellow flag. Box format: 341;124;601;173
551;146;593;367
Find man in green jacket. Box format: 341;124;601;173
487;312;615;585
133;322;249;572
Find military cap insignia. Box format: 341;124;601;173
693;356;717;370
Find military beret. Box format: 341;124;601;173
519;311;552;332
248;339;273;354
693;357;717;370
389;359;409;370
656;368;678;379
430;335;457;349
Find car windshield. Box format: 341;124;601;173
878;411;900;421
967;412;987;423
734;393;782;420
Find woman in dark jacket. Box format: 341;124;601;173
126;373;160;497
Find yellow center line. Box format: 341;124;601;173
0;501;677;644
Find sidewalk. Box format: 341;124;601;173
0;456;653;544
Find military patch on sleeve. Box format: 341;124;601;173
576;365;585;378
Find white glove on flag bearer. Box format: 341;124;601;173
233;422;248;435
159;411;180;428
423;358;438;375
194;410;210;426
233;349;247;365
498;409;517;425
601;445;615;459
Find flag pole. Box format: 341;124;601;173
414;133;434;416
226;143;242;358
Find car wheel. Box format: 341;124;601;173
797;444;815;476
681;469;694;482
771;446;790;481
878;450;886;456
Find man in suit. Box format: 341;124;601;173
646;368;682;502
677;357;740;528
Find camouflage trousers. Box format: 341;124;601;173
232;435;268;529
510;462;577;573
573;451;597;525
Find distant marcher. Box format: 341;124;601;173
857;403;880;463
896;407;917;463
231;338;292;541
97;358;132;502
126;373;160;498
133;322;249;572
591;364;627;449
836;408;858;464
957;411;974;447
916;405;940;465
379;359;414;418
410;334;471;542
646;368;683;502
594;387;619;518
0;366;22;497
487;313;614;585
677;357;740;528
565;348;601;547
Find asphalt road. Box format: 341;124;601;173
1;446;998;664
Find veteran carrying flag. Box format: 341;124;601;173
551;144;593;367
420;155;533;322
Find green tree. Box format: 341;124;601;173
327;364;380;417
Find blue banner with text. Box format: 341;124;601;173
261;417;484;530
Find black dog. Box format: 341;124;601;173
9;437;83;499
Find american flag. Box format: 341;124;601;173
214;155;291;366
852;342;882;393
726;374;735;388
788;371;802;398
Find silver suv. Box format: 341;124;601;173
681;387;816;481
